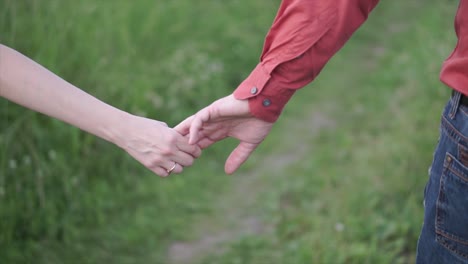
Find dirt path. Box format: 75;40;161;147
166;109;336;264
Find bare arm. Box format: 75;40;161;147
0;44;200;176
0;44;129;142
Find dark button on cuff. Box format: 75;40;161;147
262;98;271;107
250;86;258;95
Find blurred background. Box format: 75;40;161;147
0;0;459;263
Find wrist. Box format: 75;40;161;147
100;110;134;148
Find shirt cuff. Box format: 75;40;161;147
233;63;295;123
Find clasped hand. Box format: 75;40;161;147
119;95;273;177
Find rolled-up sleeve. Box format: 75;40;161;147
234;0;380;122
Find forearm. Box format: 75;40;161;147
0;44;129;144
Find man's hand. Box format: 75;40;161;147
175;95;274;174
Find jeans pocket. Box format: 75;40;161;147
436;152;468;260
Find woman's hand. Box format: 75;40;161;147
113;114;202;177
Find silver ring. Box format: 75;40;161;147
167;162;177;174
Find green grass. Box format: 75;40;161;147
0;0;278;263
197;1;458;264
0;0;460;263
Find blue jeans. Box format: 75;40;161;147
417;91;468;263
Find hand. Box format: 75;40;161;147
175;95;274;174
114;114;201;177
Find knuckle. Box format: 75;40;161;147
160;147;174;156
149;157;163;167
167;135;178;145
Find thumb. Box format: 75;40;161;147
224;141;258;174
174;115;194;136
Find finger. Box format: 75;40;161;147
189;106;215;144
197;138;216;149
151;166;169;177
176;136;202;158
171;151;196;167
174;116;194;136
189;114;204;144
160;161;179;176
171;163;184;174
161;161;184;175
225;142;258;174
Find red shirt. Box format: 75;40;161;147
234;0;468;122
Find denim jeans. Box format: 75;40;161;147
416;91;468;263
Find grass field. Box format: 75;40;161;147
0;0;459;263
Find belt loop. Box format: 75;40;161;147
449;90;461;119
